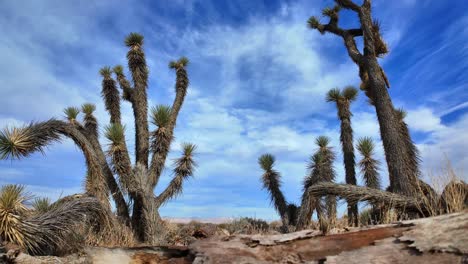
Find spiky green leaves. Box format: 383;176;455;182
0;184;31;248
342;86;358;101
169;57;189;69
316;136;330;149
322;5;340;19
99;66;112;79
259;154;275;171
150;105;172;128
326;86;358;103
113;65;124;76
0;184;29;214
326;88;341;102
357;137;381;190
63;107;80;123
32;197;52;213
104;123;125;147
81;103;96;115
357;137;375;158
124;32;144;47
0;127;31;159
307;16;320;29
181;142;196;157
0;121;61;160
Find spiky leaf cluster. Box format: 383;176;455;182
0;121;61;160
357;137;381;189
113;65;124;76
99;66;112;78
169;57;190;69
63;107;80;122
104;123;125;148
32;197;52;214
150;105;172;128
124;33;144;47
258;154;275;171
81;103;96;115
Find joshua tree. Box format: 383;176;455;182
258;154;290;228
326;86;359;226
356;137;381;190
0;33;196;243
297;136;336;230
307;0;418;196
258;137;336;230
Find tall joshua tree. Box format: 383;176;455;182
307;0;418;196
326;86;359;226
0;33;196;243
297;136;336;230
258;154;289;228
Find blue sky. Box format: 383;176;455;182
0;0;467;221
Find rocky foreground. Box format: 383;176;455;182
3;211;467;264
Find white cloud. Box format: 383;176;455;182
406;107;444;132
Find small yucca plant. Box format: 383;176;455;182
0;185;30;249
32;197;52;214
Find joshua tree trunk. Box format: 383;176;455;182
0;33;196;244
326;87;359;226
307;0;418;196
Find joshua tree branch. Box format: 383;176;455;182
311;14;363;64
114;70;134;103
149;62;189;188
127;43;150;168
335;0;360;11
155;143;195;206
0;119;130;222
305;182;423;212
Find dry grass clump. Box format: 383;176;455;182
218;217;270;235
425;161;467;215
160;220;220;246
79;217;136;248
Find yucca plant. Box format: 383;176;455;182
326;86;359;226
297;136;337;230
307;0;418;197
0;33;196;243
259;137;337;231
31;197;52;214
258;154;289;229
0;185;30;247
356;137;381;190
